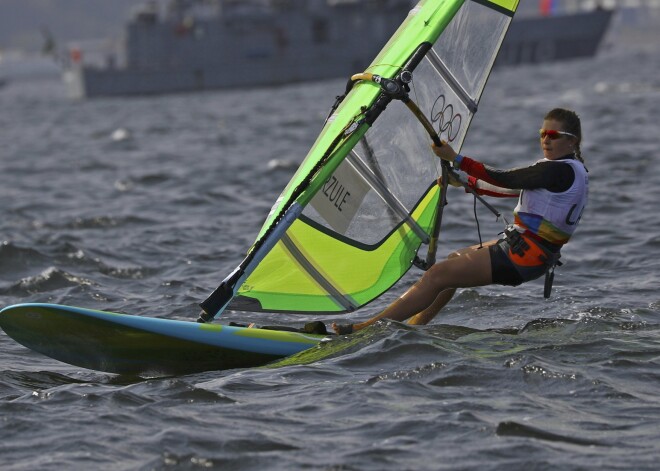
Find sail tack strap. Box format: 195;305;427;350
346;150;431;244
280;234;359;312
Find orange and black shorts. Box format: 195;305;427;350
489;231;559;286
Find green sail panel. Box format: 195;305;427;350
229;0;519;314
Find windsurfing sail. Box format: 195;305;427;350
199;0;520;321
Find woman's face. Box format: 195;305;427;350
540;119;578;160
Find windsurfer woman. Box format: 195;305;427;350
333;108;588;334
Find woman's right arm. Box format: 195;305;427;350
459;156;575;192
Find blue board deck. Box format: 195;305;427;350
0;304;327;376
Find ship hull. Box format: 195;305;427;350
496;9;613;66
65;8;614;99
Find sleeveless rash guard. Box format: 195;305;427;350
514;159;589;245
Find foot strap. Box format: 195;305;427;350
334;323;354;335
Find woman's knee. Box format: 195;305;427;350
422;261;451;287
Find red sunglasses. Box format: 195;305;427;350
539;129;577;140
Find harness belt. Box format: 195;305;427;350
503;226;563;298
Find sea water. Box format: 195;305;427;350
1;18;659;471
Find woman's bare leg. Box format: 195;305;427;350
407;240;498;326
334;240;497;333
406;288;456;325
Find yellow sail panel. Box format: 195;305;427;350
483;0;519;14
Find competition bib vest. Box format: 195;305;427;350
514;158;588;245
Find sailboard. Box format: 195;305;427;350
1;0;520;375
0;304;326;375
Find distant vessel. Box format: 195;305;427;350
496;3;614;66
63;0;614;99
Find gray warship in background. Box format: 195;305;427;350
63;0;614;99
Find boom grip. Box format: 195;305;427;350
404;99;442;147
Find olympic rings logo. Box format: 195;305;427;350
430;95;462;142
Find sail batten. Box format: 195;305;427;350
426;49;478;113
200;0;520;320
346;151;430;244
280;233;359;312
